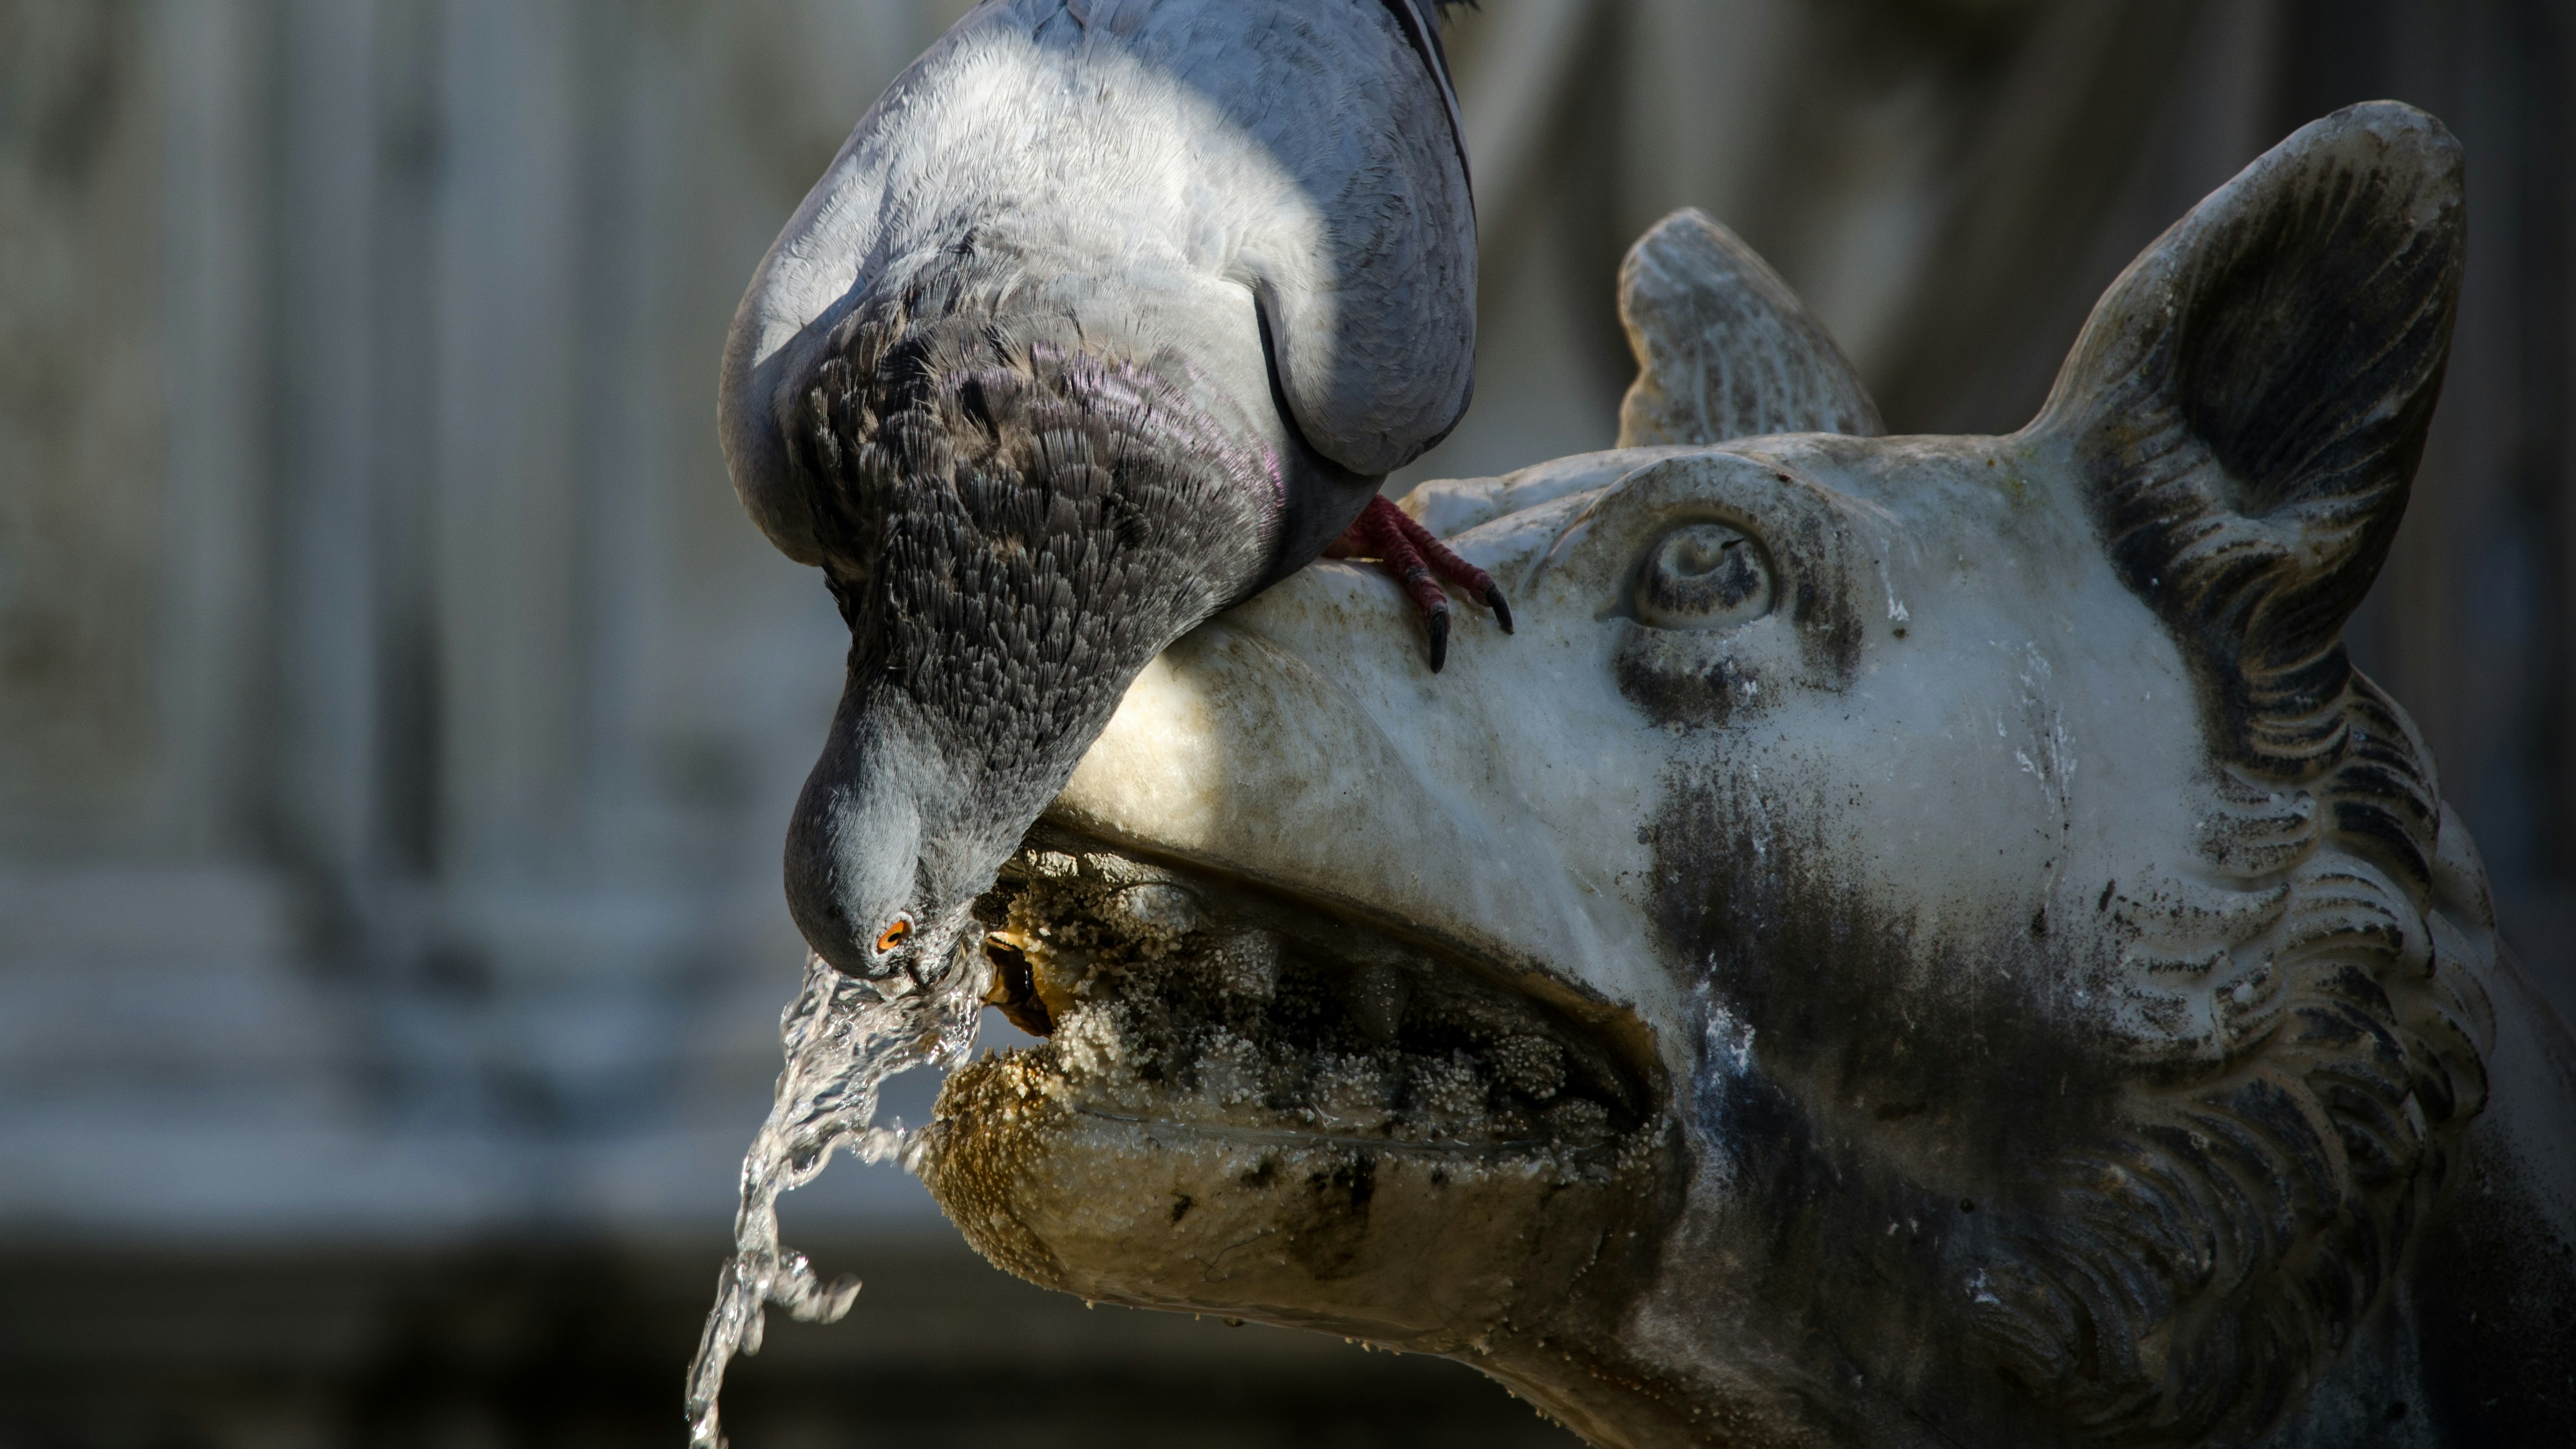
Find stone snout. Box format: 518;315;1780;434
926;438;2234;1446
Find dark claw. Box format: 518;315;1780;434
1426;606;1450;673
1483;583;1515;635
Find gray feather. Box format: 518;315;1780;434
724;0;1476;564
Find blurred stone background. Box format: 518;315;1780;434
0;0;2566;1444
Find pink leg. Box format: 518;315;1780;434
1327;495;1514;672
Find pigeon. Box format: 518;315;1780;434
718;0;1502;985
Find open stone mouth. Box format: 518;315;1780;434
969;827;1657;1159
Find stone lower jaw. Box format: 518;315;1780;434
920;1048;1678;1351
923;832;1692;1438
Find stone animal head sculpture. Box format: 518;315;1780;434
921;103;2576;1447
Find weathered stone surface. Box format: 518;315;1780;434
926;104;2576;1447
1615;208;1881;448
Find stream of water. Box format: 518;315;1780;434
684;950;981;1448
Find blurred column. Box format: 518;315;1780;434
159;0;274;859
432;0;586;880
0;3;175;852
272;0;383;898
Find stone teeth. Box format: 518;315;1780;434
1191;1031;1266;1106
1409;1052;1488;1132
982;842;1642;1153
1545;1097;1613;1147
1344;962;1412;1042
1493;1034;1565;1101
1208;930;1281;1000
1310;1053;1392;1131
1080;850;1168;887
1106;881;1201;937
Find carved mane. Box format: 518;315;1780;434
1979;682;2494;1440
1974;104;2496;1441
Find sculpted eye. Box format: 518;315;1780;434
875;916;913;955
1634;522;1773;630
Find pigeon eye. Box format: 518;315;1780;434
875;917;912;955
1634;522;1773;630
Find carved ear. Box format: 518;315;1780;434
2031;102;2464;775
1616;209;1883;447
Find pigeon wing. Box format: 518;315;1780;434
1207;0;1479;478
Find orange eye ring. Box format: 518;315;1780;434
874;918;912;954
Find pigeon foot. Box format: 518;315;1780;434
1325;494;1514;673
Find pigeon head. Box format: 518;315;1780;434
774;297;1280;982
